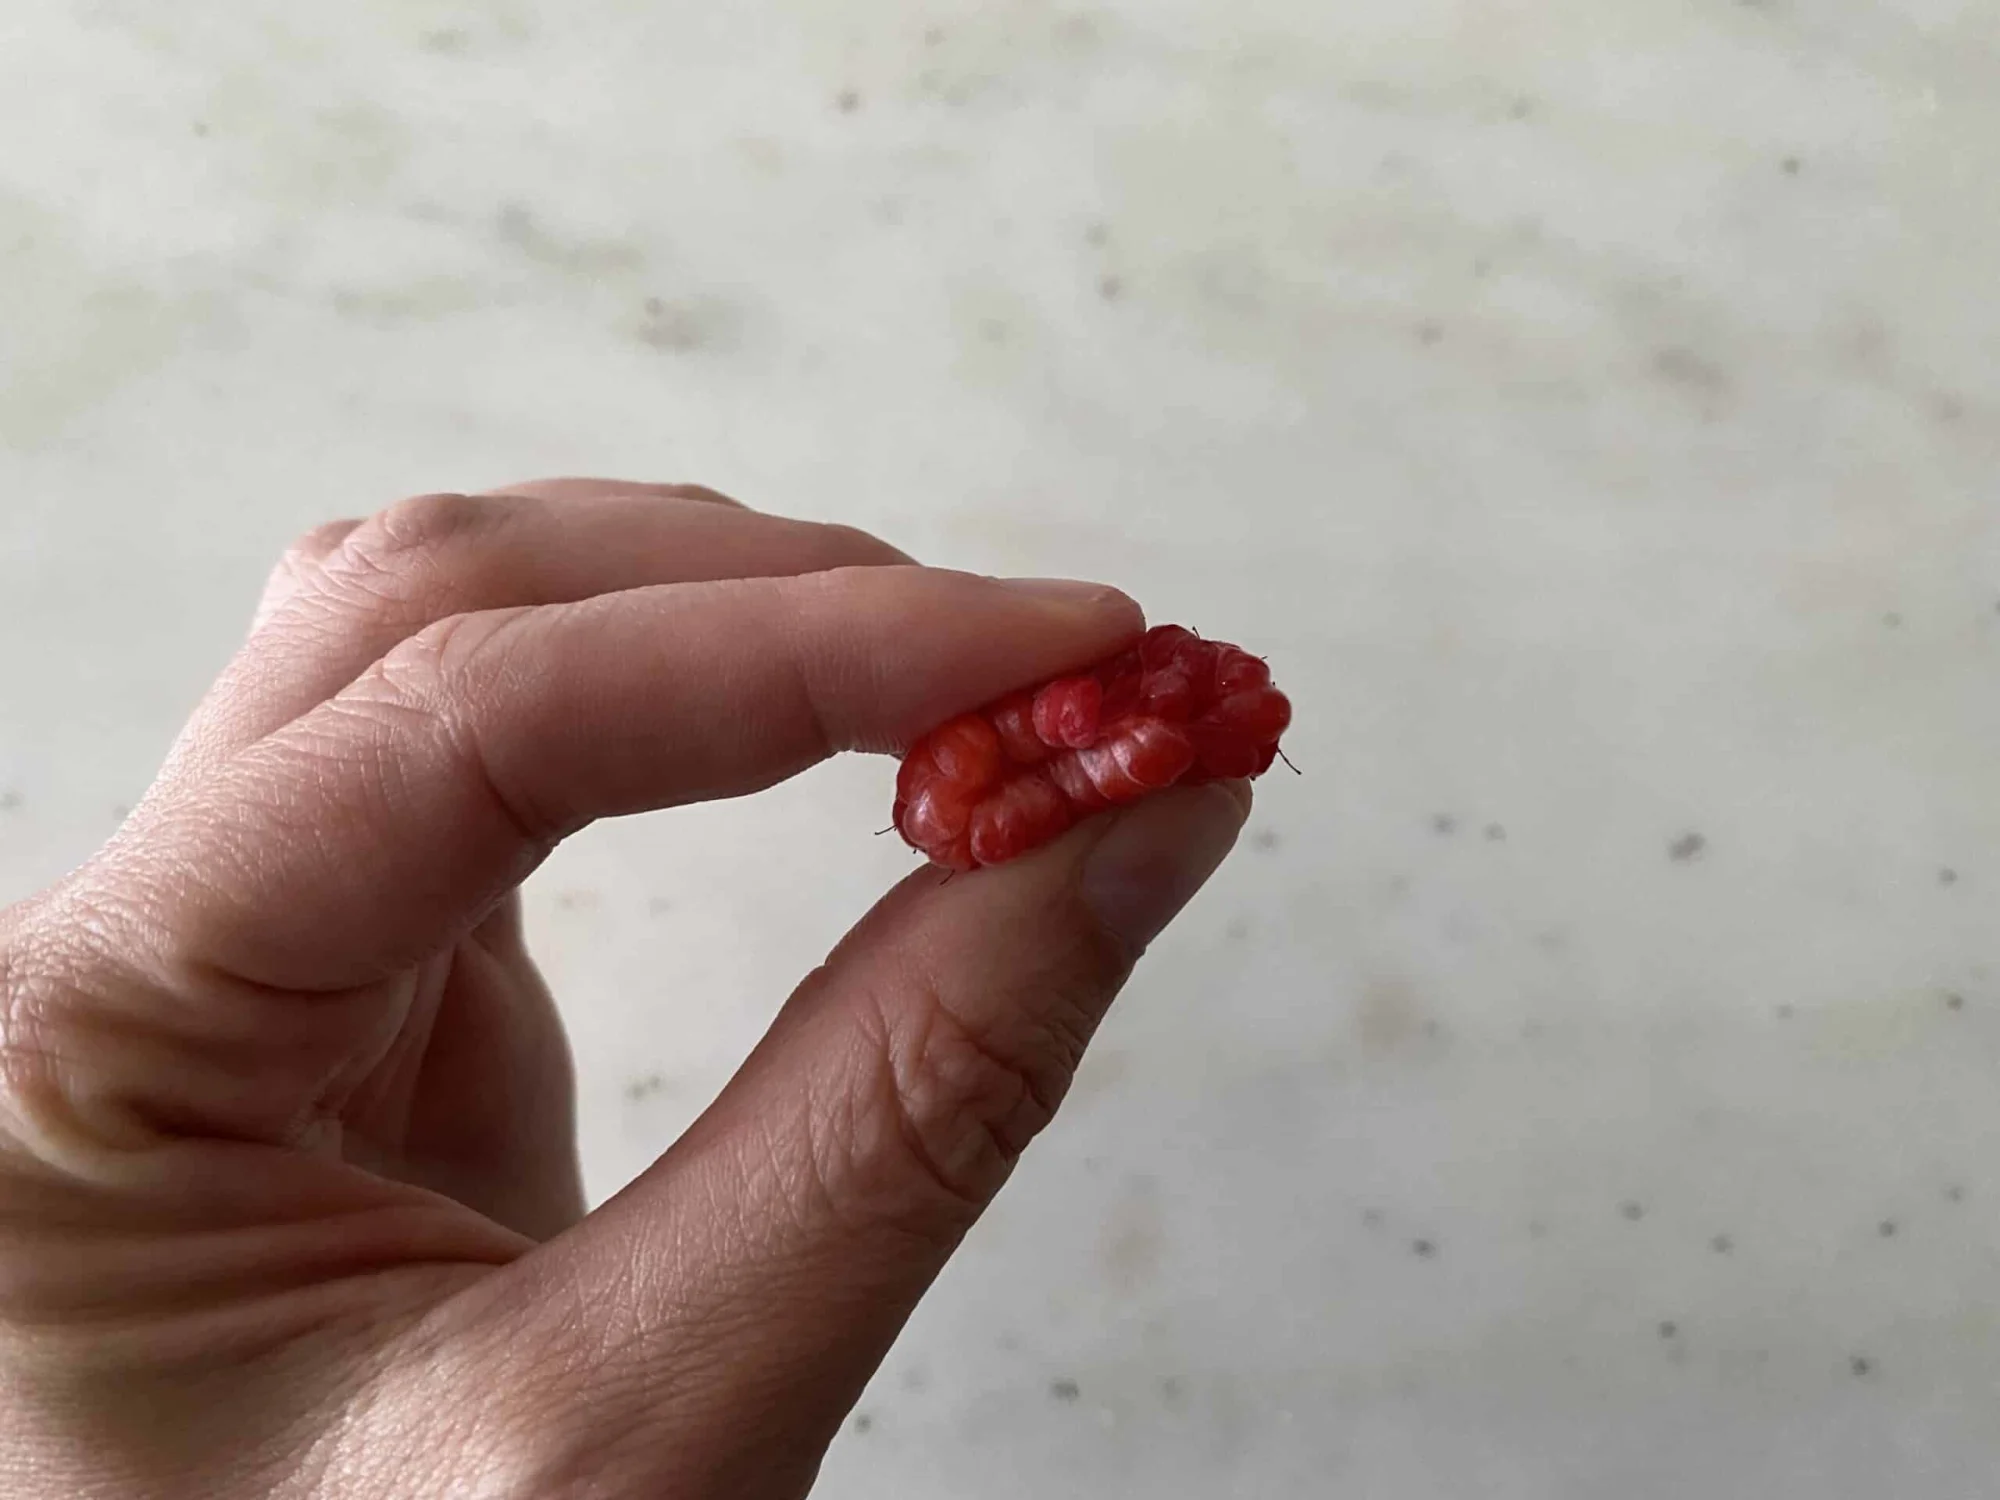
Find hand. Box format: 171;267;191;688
0;480;1250;1499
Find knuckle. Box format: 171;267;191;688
393;605;524;682
860;964;1095;1214
346;608;558;844
364;490;502;559
311;492;507;613
659;482;743;508
816;521;910;567
790;561;871;619
356;607;530;717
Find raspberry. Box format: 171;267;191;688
893;624;1291;870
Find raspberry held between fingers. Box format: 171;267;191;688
893;624;1291;869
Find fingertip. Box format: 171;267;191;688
993;577;1146;641
1077;784;1250;955
997;576;1137;609
798;568;1143;755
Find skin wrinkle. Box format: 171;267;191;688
773;608;846;770
173;736;541;992
357;612;569;849
0;912;55;1076
85;925;421;1149
505;1273;822;1500
382;939;578;1238
263;698;465;889
37;823;531;1209
129;758;373;978
315;968;443;1157
454;1274;706;1495
41;859;197;993
283;1287;489;1500
501;1125;859;1458
719;1089;833;1251
311;543;453;624
0;921;276;1164
804;1035;906;1244
0;1208;474;1331
781;571;890;756
863;975;1025;1216
20;1292;399;1492
249;522;362;633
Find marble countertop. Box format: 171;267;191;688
3;3;1997;1494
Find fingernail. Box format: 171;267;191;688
1081;784;1250;953
999;577;1127;608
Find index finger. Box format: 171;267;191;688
126;567;1142;990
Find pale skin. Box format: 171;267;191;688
0;479;1249;1499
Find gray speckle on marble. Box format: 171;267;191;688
1668;832;1708;863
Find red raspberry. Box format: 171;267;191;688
893;624;1291;870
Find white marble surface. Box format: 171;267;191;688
4;2;2000;1494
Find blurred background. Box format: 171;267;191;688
3;3;1998;1495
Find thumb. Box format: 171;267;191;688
442;783;1249;1498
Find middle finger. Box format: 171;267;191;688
171;483;913;780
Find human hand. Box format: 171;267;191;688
0;480;1249;1498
